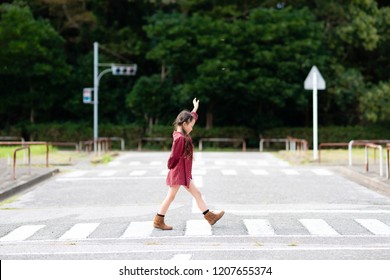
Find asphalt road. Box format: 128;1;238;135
1;152;390;260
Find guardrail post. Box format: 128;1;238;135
13;146;31;180
348;140;354;166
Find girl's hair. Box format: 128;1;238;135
173;110;194;159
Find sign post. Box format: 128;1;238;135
304;65;326;161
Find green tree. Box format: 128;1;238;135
0;3;71;125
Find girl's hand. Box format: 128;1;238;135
192;98;199;112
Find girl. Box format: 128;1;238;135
153;98;225;230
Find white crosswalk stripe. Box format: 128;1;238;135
244;219;275;235
121;222;153;238
299;219;340;236
128;161;141;166
221;169;237;176
311;169;333;176
4;218;390;242
59;223;99;240
251;169;269;175
0;225;45;242
355;219;390;235
63;171;88;178
98;170;117;177
185;220;212;236
129;170;147;176
282;169;300;175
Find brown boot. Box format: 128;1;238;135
153;214;173;230
204;210;225;225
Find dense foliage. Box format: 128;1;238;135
0;0;389;141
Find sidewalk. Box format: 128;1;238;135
0;166;59;201
334;165;390;198
0;151;114;201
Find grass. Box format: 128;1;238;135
274;147;388;166
0;145;54;159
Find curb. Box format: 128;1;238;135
334;166;390;198
0;169;59;201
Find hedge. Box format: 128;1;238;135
2;123;390;150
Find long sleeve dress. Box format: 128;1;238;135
166;112;198;188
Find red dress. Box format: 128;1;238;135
166;112;198;188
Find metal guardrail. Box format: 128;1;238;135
0;141;49;167
50;142;79;151
349;140;390;166
108;137;125;151
365;143;383;177
13;146;31;180
199;138;246;151
286;136;308;151
259;138;288;152
81;137;125;153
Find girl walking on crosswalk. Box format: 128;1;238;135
153;98;225;230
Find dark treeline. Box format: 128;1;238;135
0;0;389;136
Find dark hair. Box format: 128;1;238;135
173;110;194;159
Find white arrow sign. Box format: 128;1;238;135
304;65;326;161
304;65;326;90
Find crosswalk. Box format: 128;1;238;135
57;168;334;181
1;218;390;242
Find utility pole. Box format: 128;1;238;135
93;42;99;154
87;42;137;154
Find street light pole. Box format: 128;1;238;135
89;42;137;154
93;42;99;154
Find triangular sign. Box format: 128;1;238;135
304;65;326;90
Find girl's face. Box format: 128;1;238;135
183;119;196;134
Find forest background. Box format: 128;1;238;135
0;0;389;149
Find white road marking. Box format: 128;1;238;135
160;170;169;176
185;220;212;236
62;171;88;178
98;170;117;177
128;161;141;166
192;169;207;175
251;169;269;175
150;161;162;166
59;223;100;240
121;222;153;238
0;225;45;242
311;169;333;176
244;219;275;235
221;169;237;176
299;219;340;236
56;176;165;182
282;169;299;175
129;170;147;176
255;160;270;166
355;219;390;235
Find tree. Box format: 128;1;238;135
0;3;71;125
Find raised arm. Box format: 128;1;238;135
192;98;199;113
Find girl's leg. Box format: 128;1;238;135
186;181;208;213
157;185;181;215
